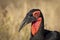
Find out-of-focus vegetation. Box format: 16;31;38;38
0;0;60;40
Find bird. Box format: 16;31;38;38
18;9;60;40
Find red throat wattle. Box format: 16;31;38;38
31;17;42;36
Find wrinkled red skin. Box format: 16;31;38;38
32;17;42;36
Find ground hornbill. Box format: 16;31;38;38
19;9;60;40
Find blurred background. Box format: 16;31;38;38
0;0;60;40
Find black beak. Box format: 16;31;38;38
18;16;36;32
18;18;27;32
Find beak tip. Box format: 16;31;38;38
18;28;21;32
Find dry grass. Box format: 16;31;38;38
0;0;60;40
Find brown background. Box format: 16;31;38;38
0;0;60;40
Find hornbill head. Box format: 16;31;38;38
19;9;44;32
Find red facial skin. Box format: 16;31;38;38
33;11;40;19
31;11;42;36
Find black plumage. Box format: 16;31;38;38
19;9;60;40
